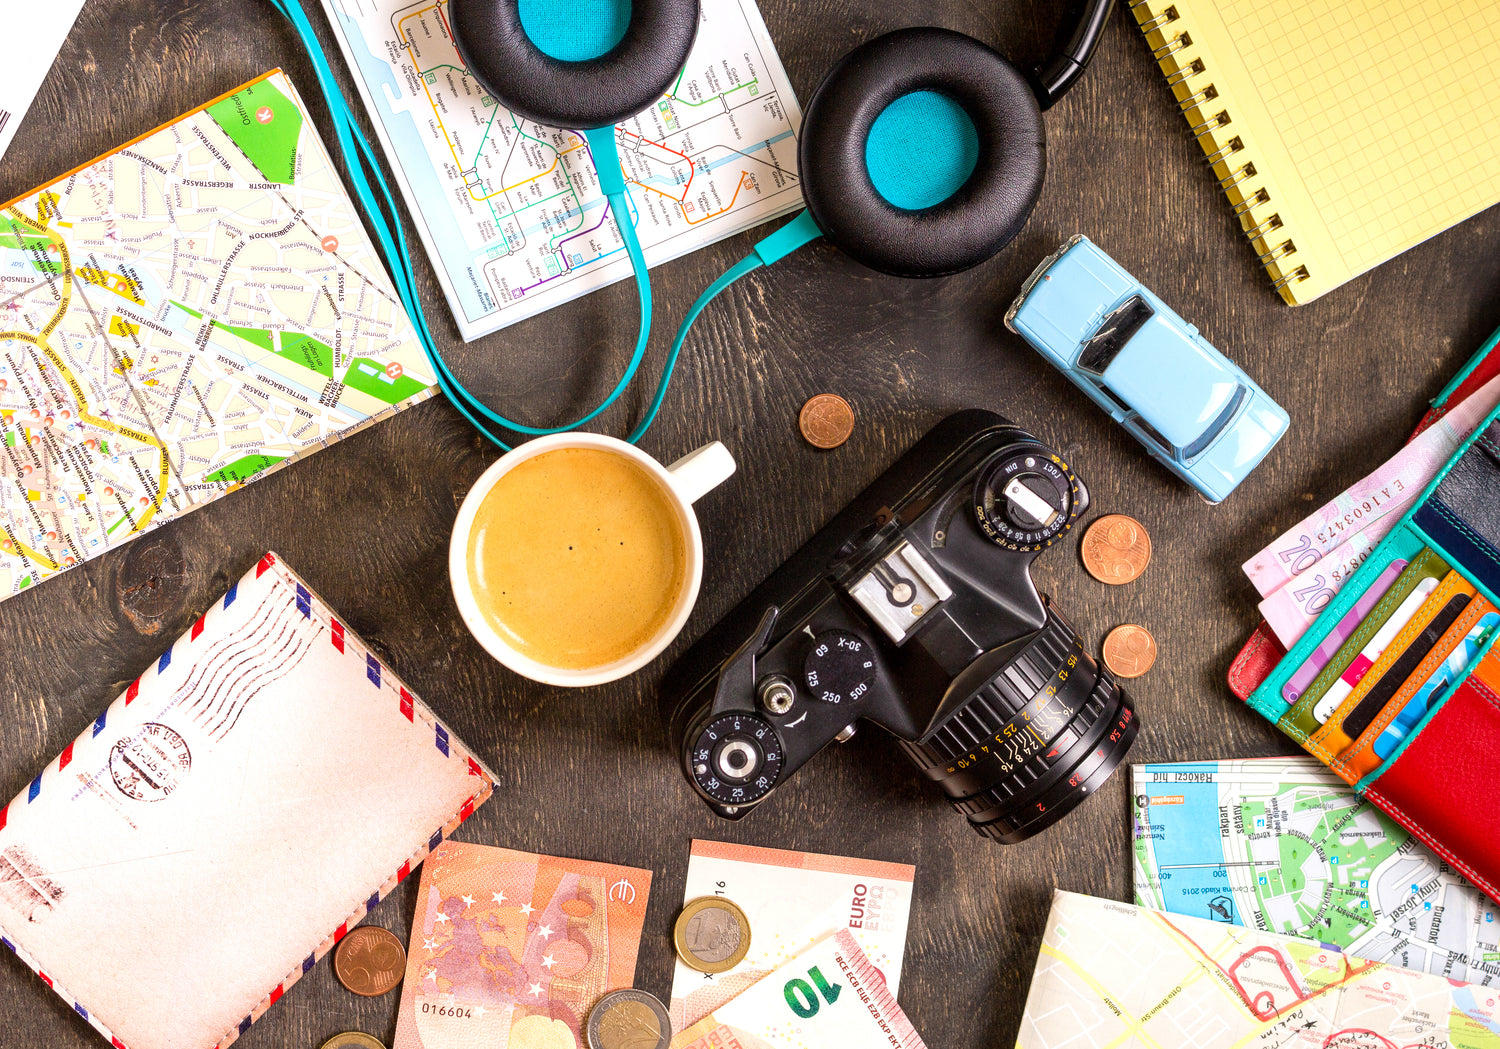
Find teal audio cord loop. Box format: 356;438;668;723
271;0;670;450
629;210;822;442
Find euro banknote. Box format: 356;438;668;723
1242;370;1500;604
392;841;652;1049
668;839;914;1032
669;928;927;1049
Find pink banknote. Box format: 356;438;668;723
1256;524;1391;646
1242;370;1500;603
392;842;652;1049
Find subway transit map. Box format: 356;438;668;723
1132;759;1500;988
1018;891;1500;1049
319;0;803;340
0;71;433;600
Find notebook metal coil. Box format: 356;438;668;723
1203;136;1243;166
1231;188;1269;217
1152;33;1191;60
1165;58;1204;87
1217;163;1257;192
1177;84;1218;111
1189;110;1229;137
1132;0;1312;302
1258;240;1296;265
1271;266;1310;291
1244;213;1283;240
1140;7;1178;32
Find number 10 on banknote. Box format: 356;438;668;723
669;840;915;1032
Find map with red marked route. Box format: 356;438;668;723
1018;892;1500;1049
318;0;803;340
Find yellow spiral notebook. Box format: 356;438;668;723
1131;0;1500;305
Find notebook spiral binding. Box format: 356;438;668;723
1128;0;1312;300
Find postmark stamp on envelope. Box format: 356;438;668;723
109;723;191;801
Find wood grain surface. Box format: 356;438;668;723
2;1;1499;1047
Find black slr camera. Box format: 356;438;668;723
659;411;1139;842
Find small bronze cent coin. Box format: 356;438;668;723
319;1034;386;1049
799;394;854;449
1081;514;1152;585
673;896;751;974
1103;624;1158;679
334;925;406;996
586;988;672;1049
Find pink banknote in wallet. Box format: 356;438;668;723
0;552;495;1049
392;842;652;1049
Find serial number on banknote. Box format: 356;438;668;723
419;1004;475;1018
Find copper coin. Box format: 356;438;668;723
1081;514;1152;585
1103;624;1157;679
333;925;406;996
799;394;854;449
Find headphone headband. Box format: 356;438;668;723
1032;0;1115;109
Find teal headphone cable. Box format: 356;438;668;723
270;0;660;448
626;209;822;442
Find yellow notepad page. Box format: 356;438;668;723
1135;0;1500;304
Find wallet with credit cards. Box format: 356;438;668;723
1248;401;1500;904
0;553;496;1049
1229;324;1500;699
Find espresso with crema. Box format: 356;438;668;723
465;447;688;671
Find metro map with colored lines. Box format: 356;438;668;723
320;0;804;340
1018;891;1500;1049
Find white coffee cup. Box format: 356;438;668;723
449;432;736;686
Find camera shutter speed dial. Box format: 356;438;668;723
803;632;876;704
973;445;1085;551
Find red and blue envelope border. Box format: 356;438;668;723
0;551;497;1049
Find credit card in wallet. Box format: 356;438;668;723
1284;559;1408;705
1313;576;1441;723
1338;592;1472;740
1373;612;1500;759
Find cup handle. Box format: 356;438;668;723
666;441;736;504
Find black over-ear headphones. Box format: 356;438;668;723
426;0;1114;443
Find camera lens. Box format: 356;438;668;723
897;610;1138;843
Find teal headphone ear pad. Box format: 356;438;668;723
448;0;700;130
797;27;1046;279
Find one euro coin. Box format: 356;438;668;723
673;896;751;973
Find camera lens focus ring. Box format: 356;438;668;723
897;610;1138;843
901;613;1083;777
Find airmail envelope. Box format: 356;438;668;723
0;552;495;1049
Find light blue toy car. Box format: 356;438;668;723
1005;235;1288;504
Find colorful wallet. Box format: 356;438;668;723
1247;398;1500;904
0;553;496;1049
1229;324;1500;698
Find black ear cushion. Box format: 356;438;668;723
448;0;700;130
798;27;1046;279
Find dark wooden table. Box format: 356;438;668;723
3;1;1498;1047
